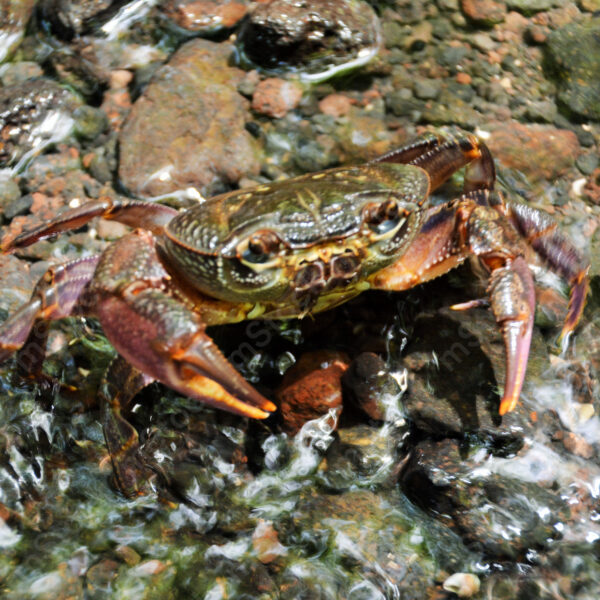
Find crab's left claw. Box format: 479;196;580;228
487;256;535;415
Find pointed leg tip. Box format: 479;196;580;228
499;396;517;415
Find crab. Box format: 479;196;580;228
0;131;589;495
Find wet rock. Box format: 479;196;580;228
401;308;536;444
580;0;600;9
507;0;563;14
3;193;32;220
0;175;21;215
119;39;261;198
403;21;433;52
584;167;600;205
386;88;424;120
275;350;348;435
421;90;481;128
0;254;36;319
341;352;402;421
545;18;600;120
38;0;128;39
522;99;557;123
563;431;595;459
335;107;397;161
413;78;441;100
576;152;599;176
318;93;353;118
85;559;119;599
161;0;248;34
443;573;481;598
252;520;287;563
0;0;35;63
460;0;506;26
321;423;408;490
99;70;133;131
0;61;43;86
236;0;381;81
251;77;303;119
0;80;81;169
26;562;84;599
285;488;460;598
401;438;570;559
486;121;580;182
73;105;108;141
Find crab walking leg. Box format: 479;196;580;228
0;256;101;370
370;191;539;414
487;256;535;414
2;196;179;252
371;130;496;193
89;229;276;420
500;201;589;339
99;356;156;496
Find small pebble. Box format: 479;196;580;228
443;573;481;597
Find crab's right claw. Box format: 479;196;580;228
96;288;276;420
488;256;535;416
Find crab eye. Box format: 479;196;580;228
242;231;281;264
365;199;402;235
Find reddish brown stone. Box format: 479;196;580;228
276;350;349;435
252;520;287;563
584;168;600;205
119;39;260;197
252;78;303;119
563;432;595;459
460;0;506;25
164;0;247;31
486;122;580;182
318;93;353;117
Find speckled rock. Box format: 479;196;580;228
486;121;580;182
251;77;303;118
275;350;348;435
119;39;261;198
37;0;127;39
161;0;248;34
545;18;600;120
0;79;81;169
460;0;506;26
236;0;381;81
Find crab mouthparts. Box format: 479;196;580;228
293;253;361;311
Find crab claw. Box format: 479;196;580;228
96;289;276;420
169;331;277;419
488;256;535;415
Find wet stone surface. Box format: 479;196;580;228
0;0;599;598
0;80;81;169
118;38;261;198
236;0;381;80
161;0;249;34
545;17;600;120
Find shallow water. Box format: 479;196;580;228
1;0;600;598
